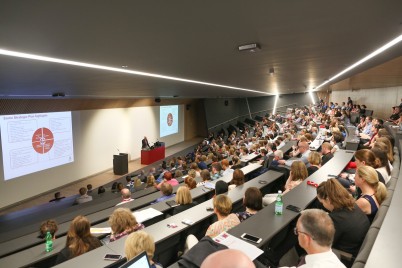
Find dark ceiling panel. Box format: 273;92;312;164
0;0;402;99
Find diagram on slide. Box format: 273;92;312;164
0;111;74;180
32;127;54;154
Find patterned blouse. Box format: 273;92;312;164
205;213;240;238
235;211;255;222
109;223;145;242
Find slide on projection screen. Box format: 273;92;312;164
0;111;74;180
160;105;178;138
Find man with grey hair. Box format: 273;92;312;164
278;141;310;167
288;209;346;268
115;188;134;206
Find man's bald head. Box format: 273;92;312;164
121;188;131;199
201;249;255;268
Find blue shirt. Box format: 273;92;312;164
152;194;175;204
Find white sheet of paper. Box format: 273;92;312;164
90;227;112;234
133;207;163;223
213;232;264;260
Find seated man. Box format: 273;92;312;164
388;106;400;122
270;150;284;168
321;142;334;166
221;159;234;176
153;183;175;204
49;192;65;202
74;187;93;205
278;141;310;167
116;188;134;206
211;162;223;180
286;209;346;268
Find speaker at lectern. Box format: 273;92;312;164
113;153;128;175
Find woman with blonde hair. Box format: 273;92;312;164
125;231;162;268
146;175;156;188
54;216;102;265
354;165;387;223
205;194;240;238
307;151;321;176
109;207;144;242
172;186;197;215
284;161;308;193
316;179;370;257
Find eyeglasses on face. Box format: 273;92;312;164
294;227;314;240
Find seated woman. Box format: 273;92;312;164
317;179;370;257
153;183;175;204
54;216;102;265
172;186;198;215
284;161;308;194
371;147;391;184
108;208;144;242
228;169;245;191
156;171;178;189
145;175;156;189
307;151;321;176
374;137;394;165
125;231;162;268
39;219;58;239
184;176;197;189
236;187;263;222
354;165;387;223
197;169;212;187
205;194;240;238
341;149;386;189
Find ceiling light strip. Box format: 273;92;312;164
313;33;402;91
0;48;272;96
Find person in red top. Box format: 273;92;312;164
156;171;178;189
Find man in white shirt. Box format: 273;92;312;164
278;141;311;167
116;188;134;206
283;209;346;268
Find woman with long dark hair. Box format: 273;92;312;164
54;216;102;265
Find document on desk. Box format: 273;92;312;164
90;227;112;234
133;208;163;223
213;232;263;260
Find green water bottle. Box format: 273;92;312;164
45;231;53;252
275;190;283;215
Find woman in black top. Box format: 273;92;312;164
307;152;321;176
172;186;197;215
317;179;370;257
54;216;102;265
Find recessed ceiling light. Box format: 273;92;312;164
121;65;128;68
0;48;272;96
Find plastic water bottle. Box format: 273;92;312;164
275;190;283;215
45;231;53;252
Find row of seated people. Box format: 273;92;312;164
34;102;393;267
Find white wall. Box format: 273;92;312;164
330;86;402;119
0;105;184;209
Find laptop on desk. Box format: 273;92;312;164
118;251;151;268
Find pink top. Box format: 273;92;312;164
157;178;179;189
166;179;179;186
205;213;240;238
